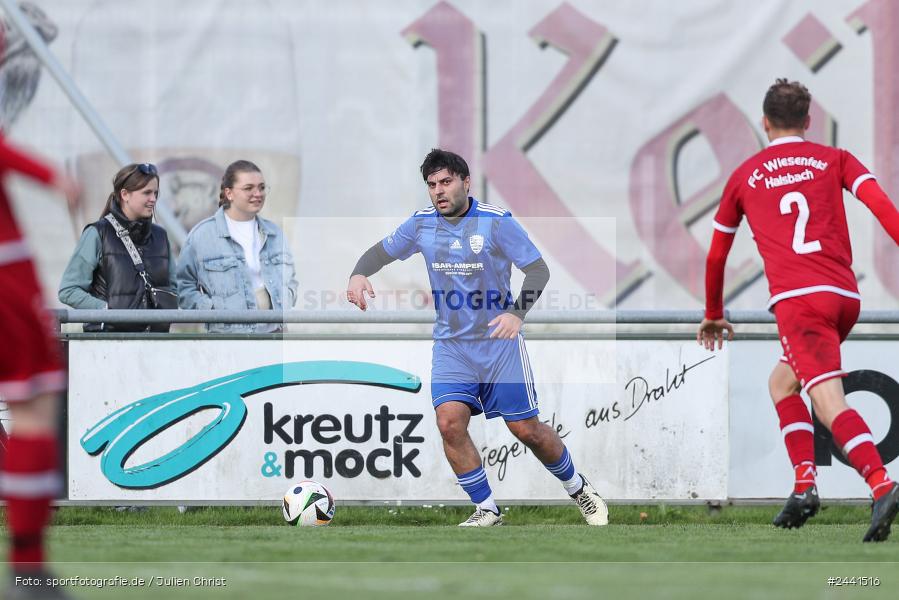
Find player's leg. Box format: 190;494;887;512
0;260;68;599
487;335;608;525
431;341;501;526
435;401;502;526
435;401;480;473
783;294;898;540
807;378;852;428
3;394;60;564
502;416;607;526
808;296;898;541
771;361;817;493
768;360;819;528
809;378;899;541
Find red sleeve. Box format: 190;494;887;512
840;149;874;196
704;229;736;320
712;171;744;233
0;135;55;184
856;178;899;246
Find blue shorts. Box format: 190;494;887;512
431;335;539;422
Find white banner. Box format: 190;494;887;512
9;1;899;312
67;338;729;502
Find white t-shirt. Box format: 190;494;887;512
224;213;264;291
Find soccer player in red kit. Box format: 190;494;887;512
0;133;78;597
698;79;899;542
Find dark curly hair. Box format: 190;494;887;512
763;78;811;130
419;148;470;181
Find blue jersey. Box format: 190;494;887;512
381;198;542;339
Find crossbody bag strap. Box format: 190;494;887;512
104;213;152;288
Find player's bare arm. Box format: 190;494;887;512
346;274;374;311
52;172;81;211
0;136;81;210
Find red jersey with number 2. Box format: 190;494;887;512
713;137;871;309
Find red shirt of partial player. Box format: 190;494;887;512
0;133;54;246
713;136;871;309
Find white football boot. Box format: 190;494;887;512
571;474;609;526
458;508;504;527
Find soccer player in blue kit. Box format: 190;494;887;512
347;149;607;526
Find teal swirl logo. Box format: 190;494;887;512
80;361;421;489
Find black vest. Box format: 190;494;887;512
87;215;171;332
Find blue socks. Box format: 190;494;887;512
544;447;584;495
457;466;498;513
456;447;584;511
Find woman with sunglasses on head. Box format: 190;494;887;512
58;163;177;331
176;159;296;333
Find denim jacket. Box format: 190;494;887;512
176;207;297;332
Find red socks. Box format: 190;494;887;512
1;434;59;567
776;401;893;500
831;409;894;501
775;395;816;493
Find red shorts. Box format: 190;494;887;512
0;258;65;402
773;292;860;394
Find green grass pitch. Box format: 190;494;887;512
2;504;897;599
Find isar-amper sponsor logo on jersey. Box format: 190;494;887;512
430;261;485;276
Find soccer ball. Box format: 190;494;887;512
282;480;336;526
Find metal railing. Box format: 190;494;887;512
53;308;899;325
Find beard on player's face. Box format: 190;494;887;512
436;191;467;216
431;183;469;217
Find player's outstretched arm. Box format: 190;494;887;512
51;172;81;211
347;274;375;311
347;241;396;311
699;229;737;350
857;179;899;246
0;135;81;209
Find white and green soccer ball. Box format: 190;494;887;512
282;480;336;526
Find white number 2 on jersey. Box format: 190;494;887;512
779;191;822;255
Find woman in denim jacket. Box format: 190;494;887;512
176;159;297;332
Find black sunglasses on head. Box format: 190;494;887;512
123;163;158;180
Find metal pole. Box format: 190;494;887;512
0;0;187;245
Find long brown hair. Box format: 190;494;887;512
100;163;160;219
219;159;262;209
